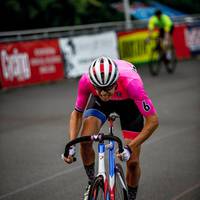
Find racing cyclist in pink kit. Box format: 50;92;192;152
63;56;159;200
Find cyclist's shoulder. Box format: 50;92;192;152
115;60;141;85
79;73;89;81
115;58;131;65
162;14;173;22
149;15;157;22
78;73;91;86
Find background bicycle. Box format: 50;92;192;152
147;35;177;76
63;113;128;200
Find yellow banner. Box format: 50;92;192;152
118;30;158;63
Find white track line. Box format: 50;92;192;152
0;165;82;200
145;126;196;146
171;182;200;200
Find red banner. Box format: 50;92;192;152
173;24;191;59
0;39;64;89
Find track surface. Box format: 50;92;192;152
0;59;200;200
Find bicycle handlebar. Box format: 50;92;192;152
63;133;124;158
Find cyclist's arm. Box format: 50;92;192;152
69;110;83;140
129;114;159;150
69;74;91;140
163;15;172;33
163;15;173;42
148;16;156;37
127;79;159;149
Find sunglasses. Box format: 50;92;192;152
95;84;117;92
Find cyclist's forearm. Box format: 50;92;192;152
129;114;159;149
148;29;153;37
69;110;83;140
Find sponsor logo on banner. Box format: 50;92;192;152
118;30;158;63
0;39;64;89
185;25;200;53
59;31;119;78
1;48;31;81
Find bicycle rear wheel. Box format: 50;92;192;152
165;48;177;74
115;163;128;200
88;175;105;200
148;49;162;76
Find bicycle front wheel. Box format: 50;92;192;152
88;175;105;200
149;49;162;76
115;163;128;200
165;48;177;74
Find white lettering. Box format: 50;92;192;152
30;56;62;66
1;49;31;81
34;47;56;56
39;65;56;74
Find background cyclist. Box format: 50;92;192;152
148;9;174;59
63;56;159;200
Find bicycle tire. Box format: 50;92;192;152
115;163;128;200
164;48;177;74
88;175;105;200
148;49;162;76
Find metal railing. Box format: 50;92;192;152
0;14;200;43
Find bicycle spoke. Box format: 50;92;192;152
115;163;128;200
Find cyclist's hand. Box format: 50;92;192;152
61;145;76;164
116;145;132;162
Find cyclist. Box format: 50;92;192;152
63;56;159;200
148;9;174;59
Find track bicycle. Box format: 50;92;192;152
63;113;128;200
147;36;177;76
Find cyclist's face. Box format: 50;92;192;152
95;84;117;101
157;14;161;20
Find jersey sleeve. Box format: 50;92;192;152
164;15;172;32
148;16;155;31
74;74;91;112
127;79;157;117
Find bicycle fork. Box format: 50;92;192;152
97;142;109;200
97;140;116;200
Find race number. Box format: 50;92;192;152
142;100;151;112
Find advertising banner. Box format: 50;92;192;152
0;40;64;88
118;29;157;63
118;25;191;63
0;39;64;89
185;24;200;55
173;25;191;59
59;31;119;78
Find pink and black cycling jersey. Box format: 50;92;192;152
75;59;156;117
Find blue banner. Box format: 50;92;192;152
131;1;186;20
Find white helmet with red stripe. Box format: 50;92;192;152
89;56;119;88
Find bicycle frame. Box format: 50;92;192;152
97;139;116;200
96;118;122;200
63;113;127;200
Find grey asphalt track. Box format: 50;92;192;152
0;59;200;200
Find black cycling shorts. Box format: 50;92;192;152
83;95;144;139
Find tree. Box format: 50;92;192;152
0;0;123;31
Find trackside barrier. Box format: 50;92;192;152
1;20;200;89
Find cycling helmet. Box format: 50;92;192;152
155;9;162;16
89;56;119;88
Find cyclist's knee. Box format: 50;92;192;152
127;157;140;171
82;116;102;134
85;115;101;124
80;141;93;151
